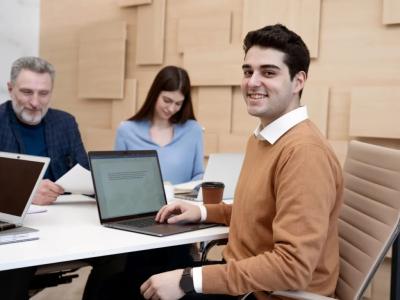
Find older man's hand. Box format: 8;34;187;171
140;269;185;300
33;179;64;205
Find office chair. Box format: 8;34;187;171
203;140;400;300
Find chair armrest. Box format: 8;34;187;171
271;290;336;300
200;238;228;262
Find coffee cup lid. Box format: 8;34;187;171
201;181;225;188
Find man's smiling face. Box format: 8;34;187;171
241;46;304;126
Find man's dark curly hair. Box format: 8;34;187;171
243;24;310;80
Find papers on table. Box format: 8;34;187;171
173;180;202;194
0;226;39;245
56;164;94;195
28;205;47;214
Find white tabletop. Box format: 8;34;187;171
0;195;228;271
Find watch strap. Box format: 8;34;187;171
180;267;195;294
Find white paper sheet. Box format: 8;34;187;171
173;180;202;194
55;164;94;195
27;204;47;214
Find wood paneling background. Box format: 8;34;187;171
40;2;400;297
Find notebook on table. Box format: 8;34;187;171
0;152;50;244
88;150;218;237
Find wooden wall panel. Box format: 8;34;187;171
219;134;248;153
302;86;329;136
197;87;232;134
78;21;127;99
349;87;400;139
112;79;137;129
116;0;151;7
231;86;259;135
328;140;348;167
177;13;231;53
40;30;79;108
183;45;243;86
136;0;166;65
383;0;400;24
242;0;321;58
134;68;159;109
82;128;115;151
191;87;199;117
72;99;113;129
326;87;351;140
204;133;218;157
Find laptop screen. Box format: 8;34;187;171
89;151;166;221
0;152;49;224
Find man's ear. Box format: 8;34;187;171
293;71;306;94
7;82;13;93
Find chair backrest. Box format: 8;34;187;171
336;140;400;300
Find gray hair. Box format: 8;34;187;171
10;56;55;84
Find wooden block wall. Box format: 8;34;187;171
78;20;127;99
135;0;166;65
111;79;137;129
383;0;400;24
183;45;243;86
116;0;151;7
242;0;321;58
40;1;400;298
177;13;231;53
301;85;329;136
350;87;400;139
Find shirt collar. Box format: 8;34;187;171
253;106;308;144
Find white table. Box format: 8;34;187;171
0;195;229;271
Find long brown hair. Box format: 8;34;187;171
129;66;195;123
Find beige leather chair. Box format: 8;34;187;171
269;140;400;300
201;140;400;300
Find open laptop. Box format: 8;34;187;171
88;150;218;237
0;152;50;230
176;153;244;201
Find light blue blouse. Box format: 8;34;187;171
114;119;204;185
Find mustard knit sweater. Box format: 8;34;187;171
203;120;343;299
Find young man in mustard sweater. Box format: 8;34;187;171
140;24;344;300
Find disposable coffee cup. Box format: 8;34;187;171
201;181;225;204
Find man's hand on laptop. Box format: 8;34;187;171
33;179;65;205
156;201;201;224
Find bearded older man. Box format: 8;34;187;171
0;56;89;205
0;57;127;300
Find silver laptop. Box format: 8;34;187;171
176;153;244;201
0;152;50;229
88;150;217;237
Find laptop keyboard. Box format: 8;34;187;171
0;221;16;231
118;217;157;228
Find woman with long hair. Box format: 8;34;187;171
115;65;204;184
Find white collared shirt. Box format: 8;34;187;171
192;106;309;293
253;106;308;144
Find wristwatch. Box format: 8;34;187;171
179;267;195;294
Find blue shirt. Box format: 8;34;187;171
14;120;48;157
14;119;55;181
114;119;204;184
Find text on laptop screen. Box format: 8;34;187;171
91;154;166;219
0;157;45;216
